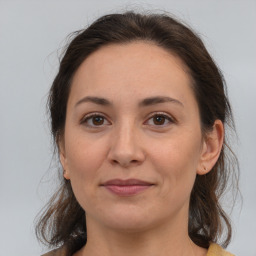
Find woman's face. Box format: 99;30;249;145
60;42;214;232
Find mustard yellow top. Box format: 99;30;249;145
207;243;235;256
42;243;234;256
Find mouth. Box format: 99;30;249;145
101;179;154;196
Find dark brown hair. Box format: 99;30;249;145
36;11;238;254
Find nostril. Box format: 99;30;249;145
110;158;139;167
111;159;119;165
107;139;145;167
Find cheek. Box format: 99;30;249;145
151;132;201;168
64;134;108;200
65;131;107;174
149;132;202;194
65;140;103;212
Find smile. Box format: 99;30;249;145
101;179;154;196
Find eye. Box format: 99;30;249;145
145;113;174;127
81;113;111;128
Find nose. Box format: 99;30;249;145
107;121;145;168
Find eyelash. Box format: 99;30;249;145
80;112;111;128
145;112;175;127
80;112;175;128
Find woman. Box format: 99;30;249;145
36;11;238;256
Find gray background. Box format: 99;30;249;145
0;0;255;255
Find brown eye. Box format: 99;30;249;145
145;113;174;127
81;113;111;128
153;115;166;125
92;116;104;125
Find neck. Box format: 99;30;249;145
75;214;205;256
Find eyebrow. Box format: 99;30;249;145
75;96;183;108
75;96;111;107
139;96;184;107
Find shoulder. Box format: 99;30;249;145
41;246;68;256
207;243;235;256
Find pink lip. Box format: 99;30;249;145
101;179;153;196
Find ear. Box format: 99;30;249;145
59;138;70;180
197;120;224;175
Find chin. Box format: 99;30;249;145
91;204;160;233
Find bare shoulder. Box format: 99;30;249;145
207;243;235;256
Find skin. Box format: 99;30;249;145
60;42;224;256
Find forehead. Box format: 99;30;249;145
69;41;195;107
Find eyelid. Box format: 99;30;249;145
80;112;111;127
144;111;176;126
80;111;175;128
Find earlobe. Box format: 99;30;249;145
59;139;71;180
197;120;224;175
197;164;208;175
63;169;70;180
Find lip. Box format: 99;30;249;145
101;179;154;196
